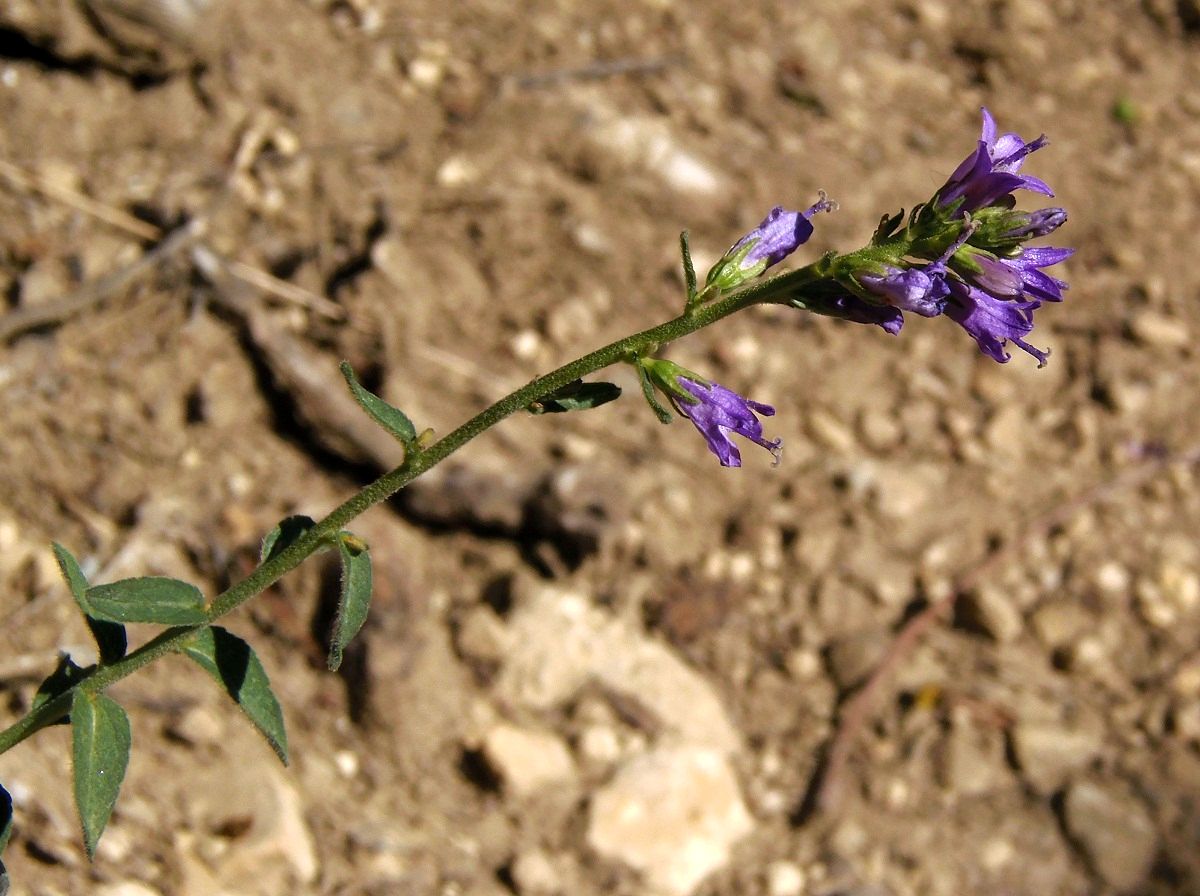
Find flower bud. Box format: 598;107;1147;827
704;195;836;293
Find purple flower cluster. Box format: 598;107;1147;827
825;108;1072;366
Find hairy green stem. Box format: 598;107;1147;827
0;261;823;755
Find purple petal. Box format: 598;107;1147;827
1016;246;1075;267
980;107;997;146
1015;173;1055;196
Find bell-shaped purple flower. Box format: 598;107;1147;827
640;359;781;467
941;245;1073;365
705;195;837;292
944;281;1047;366
1003;246;1074;303
936;108;1054;214
677;378;782;467
858;266;950;317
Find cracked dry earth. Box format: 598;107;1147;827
3;1;1200;895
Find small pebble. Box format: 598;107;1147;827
766;860;806;896
1129;310;1190;348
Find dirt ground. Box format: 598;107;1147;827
2;1;1200;894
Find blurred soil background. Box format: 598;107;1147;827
2;1;1200;894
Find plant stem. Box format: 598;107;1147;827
0;260;823;755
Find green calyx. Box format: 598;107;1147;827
705;240;765;293
636;358;703;405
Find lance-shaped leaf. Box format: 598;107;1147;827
340;362;416;445
52;544;127;664
260;515;317;564
527;380;622;414
85;577;207;625
328;532;372;672
32;655;85;721
181;627;288;765
71;691;131;859
680;230;698;301
636;363;674;424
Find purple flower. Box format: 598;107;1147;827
1002;246;1073;303
936;108;1054;214
943;246;1073;364
676;377;782;467
706;195;837;292
639;359;781;467
858;266;950;317
943;282;1046;365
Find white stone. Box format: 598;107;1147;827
1063;781;1157;890
578;724;622;765
95;883;163;896
334;750;359;778
511;849;563;895
435;155;480;188
494;586;741;755
582;104;723;198
587;746;754;896
766;860;806;896
1093;561;1130;594
1129;310;1190;348
1011;721;1103;795
482;724;575;796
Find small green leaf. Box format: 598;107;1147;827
527;380;622;414
52;544;127;664
71;691;131;859
85;578;207;625
1;781;13;856
328;532;373;671
181;627;288;765
32;655;85;719
340;362;417;445
260;515;317;564
636;364;673;424
680;230;698;301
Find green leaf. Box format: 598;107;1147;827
85;577;207;625
260;515;316;564
32;655;85;719
871;209;904;244
680;230;698;301
52;544;127;664
1;781;13;856
71;691;131;859
527;380;621;414
636;364;673;424
328;532;372;671
340;362;416;445
181;627;288;765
